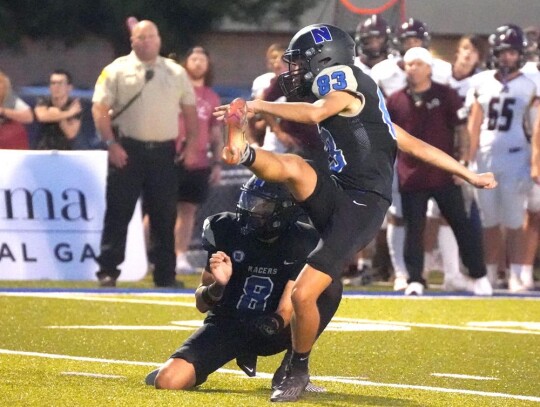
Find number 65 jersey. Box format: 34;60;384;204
466;70;539;157
311;64;397;202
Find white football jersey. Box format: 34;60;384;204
371;55;452;97
353;56;372;76
466;70;539;155
522;61;540;75
448;69;482;100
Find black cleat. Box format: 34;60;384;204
270;370;309;402
144;368;160;386
271;349;292;390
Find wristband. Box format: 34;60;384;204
105;139;117;148
201;286;218;307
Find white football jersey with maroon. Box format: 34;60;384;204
466;70;539;157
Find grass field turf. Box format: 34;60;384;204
0;284;539;406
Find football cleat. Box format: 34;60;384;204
271;349;292;390
223;97;249;165
144;368;160;386
270;370;309;402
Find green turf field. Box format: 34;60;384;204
0;287;539;406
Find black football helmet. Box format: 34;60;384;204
354;14;392;59
394;18;431;55
236;176;300;240
278;24;356;98
489;24;528;70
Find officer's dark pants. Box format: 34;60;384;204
97;138;178;286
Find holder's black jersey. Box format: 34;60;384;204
311;64;397;201
201;212;319;319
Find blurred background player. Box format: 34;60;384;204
467;24;540;291
146;176;341;391
354;14;393;75
520;27;540;292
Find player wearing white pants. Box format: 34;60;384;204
467;24;540;291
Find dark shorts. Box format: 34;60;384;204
177;165;212;204
300;164;390;279
168;279;342;387
170;316;291;386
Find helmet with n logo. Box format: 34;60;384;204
278;24;355;98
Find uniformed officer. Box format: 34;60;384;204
92;20;198;287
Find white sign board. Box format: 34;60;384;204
0;150;147;281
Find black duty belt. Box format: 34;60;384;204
121;137;174;150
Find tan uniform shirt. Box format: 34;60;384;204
92;51;196;142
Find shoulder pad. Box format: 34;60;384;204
311;65;361;99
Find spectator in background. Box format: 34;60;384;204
92;20;198;288
250;43;290;152
34;69;82;150
386;47;491;296
371;18;454;290
0;70;33;149
173;46;223;274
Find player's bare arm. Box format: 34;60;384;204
393;122;497;189
92;101;128;168
466;100;484;163
215;91;357;125
273;280;295;327
195;251;231;313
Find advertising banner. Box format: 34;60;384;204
0;150;147;281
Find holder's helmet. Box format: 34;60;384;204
236;176;300;239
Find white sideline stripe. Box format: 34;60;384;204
332;317;540;336
61;371;126;379
431;373;499;381
0;292;194;307
1;349;539;403
47;325;194;331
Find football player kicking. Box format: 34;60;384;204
215;24;497;402
145;176;341;393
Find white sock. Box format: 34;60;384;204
509;264;524;279
486;264;498;284
521;265;534;287
387;223;407;278
438;225;460;277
